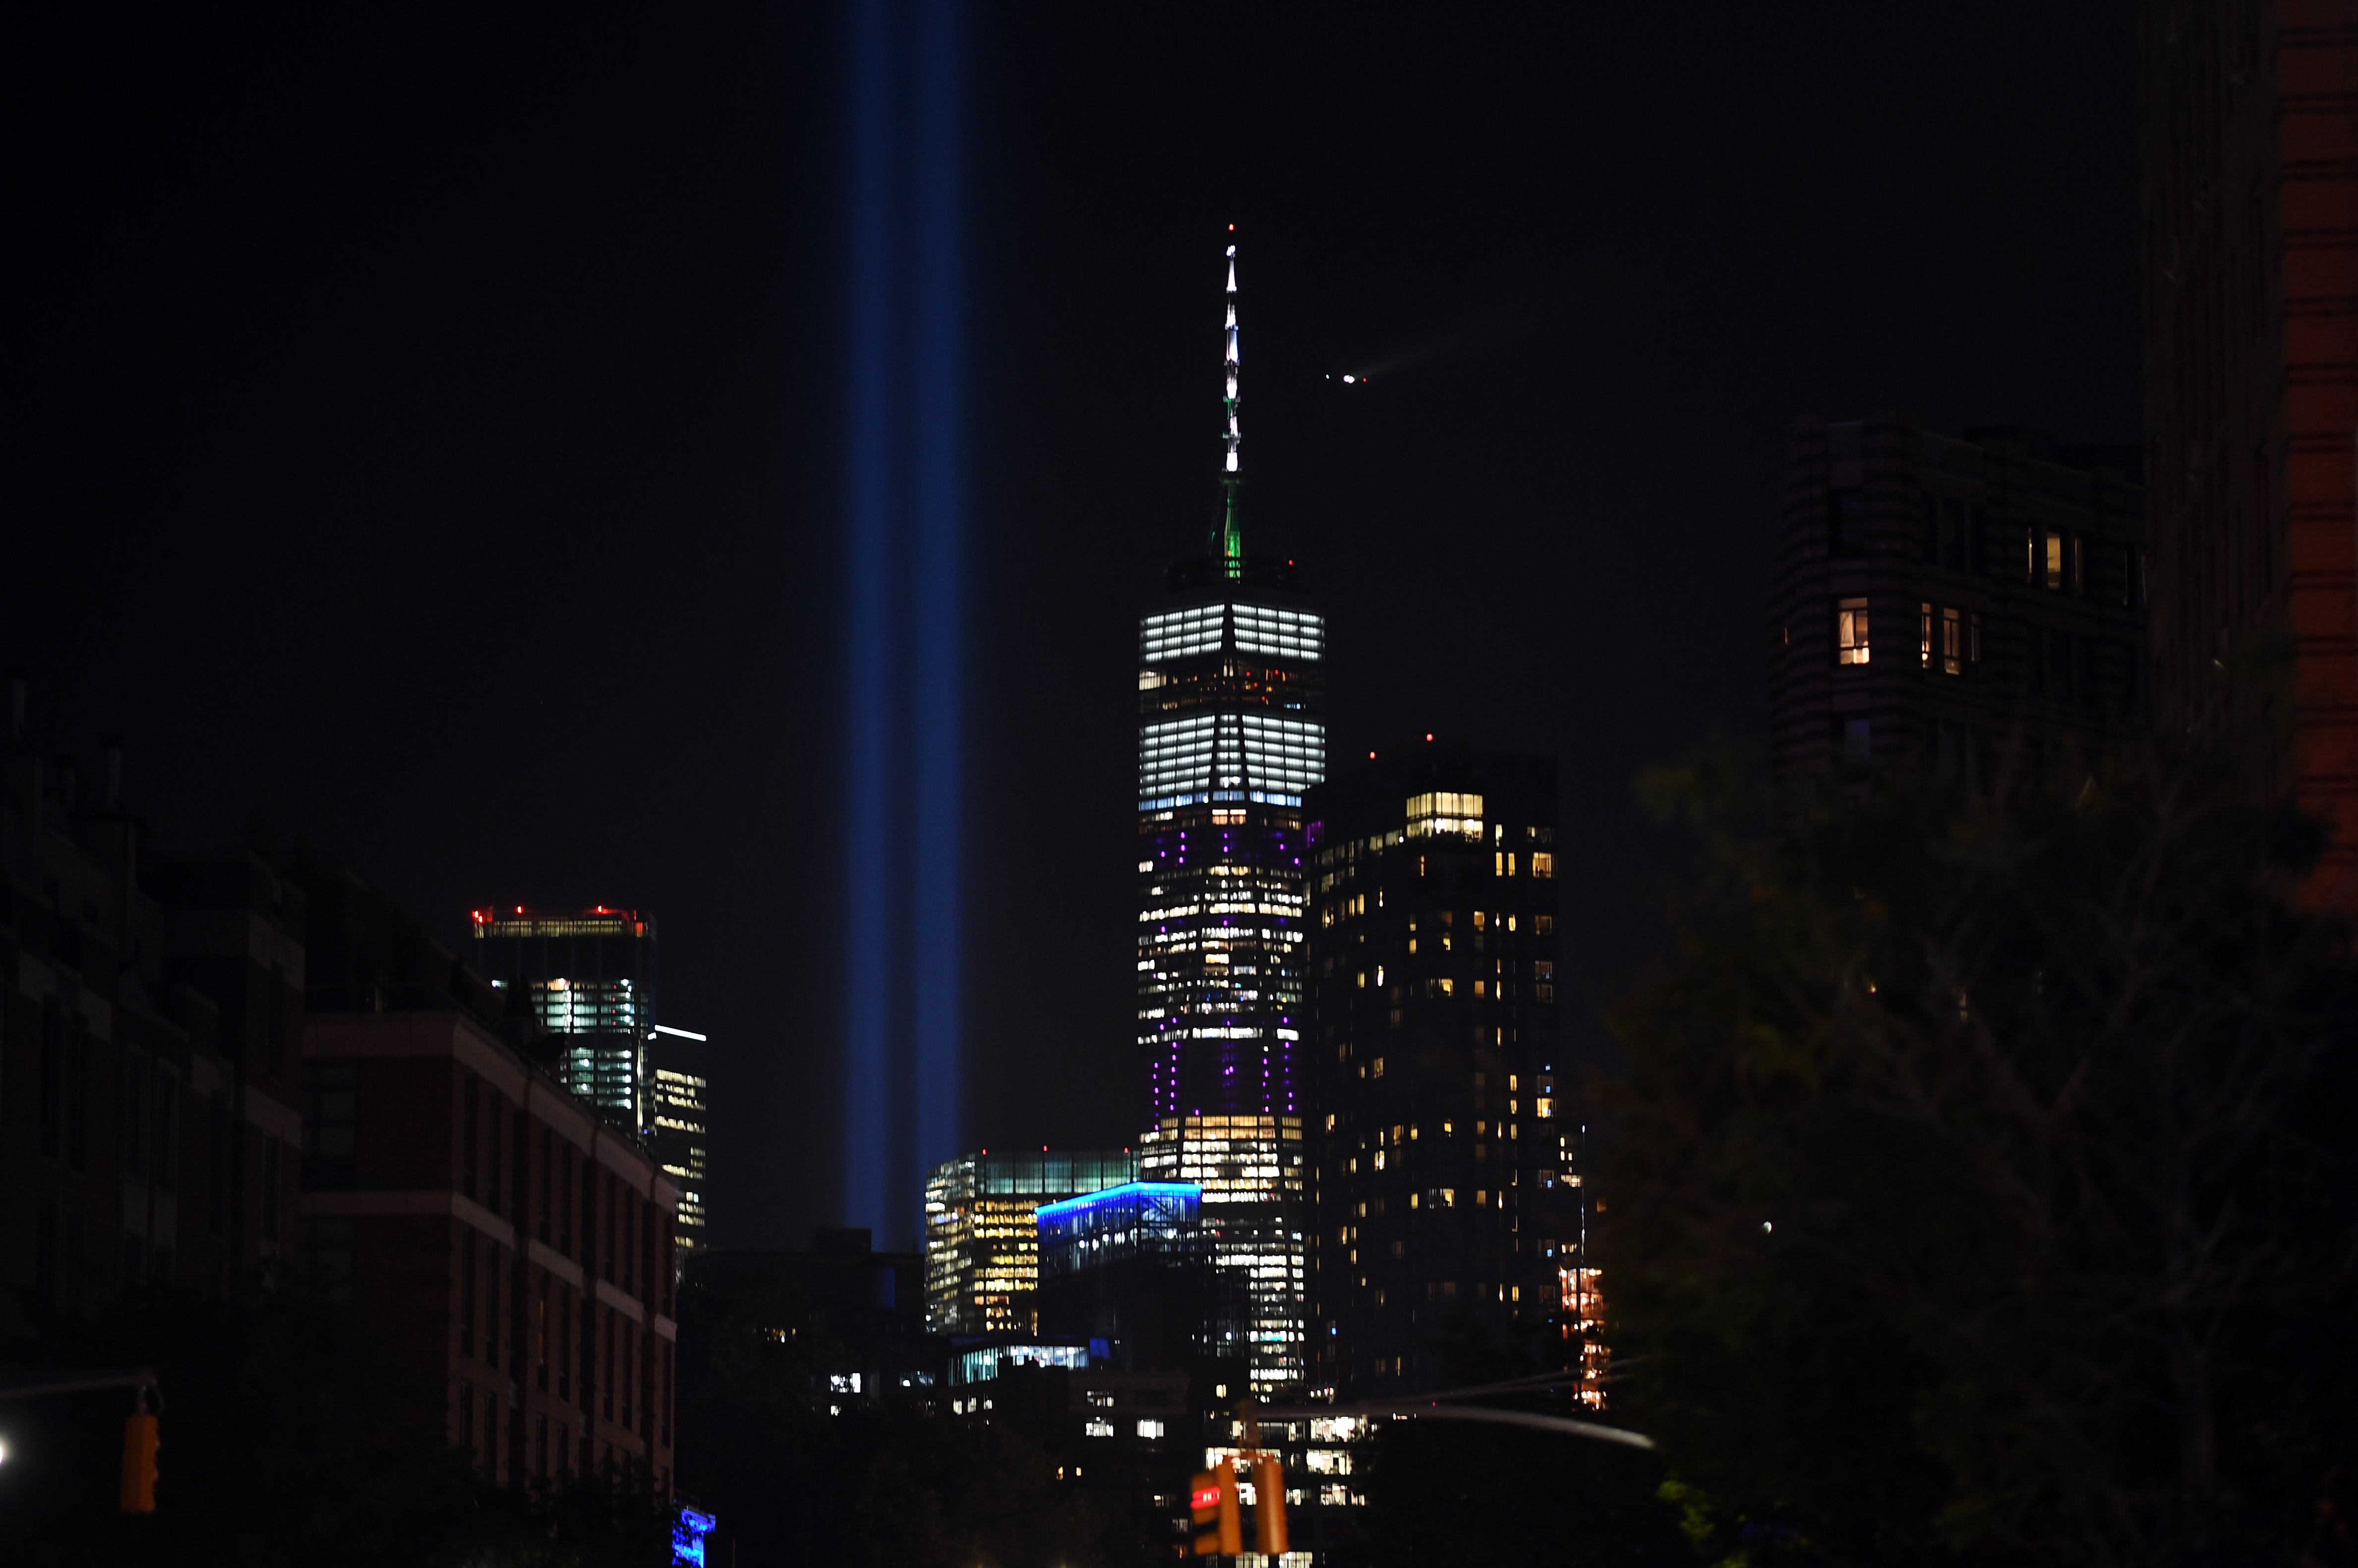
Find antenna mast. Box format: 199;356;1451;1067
1215;237;1244;578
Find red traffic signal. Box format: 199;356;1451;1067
1189;1460;1241;1556
120;1412;159;1513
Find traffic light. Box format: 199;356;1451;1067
1253;1455;1289;1555
1189;1460;1241;1556
120;1410;159;1513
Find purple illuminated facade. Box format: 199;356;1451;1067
1136;561;1324;1121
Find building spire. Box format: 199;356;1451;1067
1214;237;1244;578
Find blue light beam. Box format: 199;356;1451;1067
842;0;963;1249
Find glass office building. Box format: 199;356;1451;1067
647;1024;711;1262
1036;1181;1203;1278
470;907;656;1134
1133;242;1319;1394
923;1150;1138;1334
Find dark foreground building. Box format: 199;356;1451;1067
2139;0;2358;908
685;1229;936;1409
1767;417;2149;782
0;699;303;1342
1304;741;1583;1398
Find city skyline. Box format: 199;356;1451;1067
9;1;2149;1250
8;2;2351;1558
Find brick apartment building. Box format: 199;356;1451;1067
2;688;679;1491
296;868;681;1490
303;1010;680;1489
0;691;304;1340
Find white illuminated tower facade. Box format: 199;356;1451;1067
1135;241;1322;1394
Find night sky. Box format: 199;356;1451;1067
9;3;2137;1246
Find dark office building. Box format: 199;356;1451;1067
2139;0;2358;908
469;908;657;1135
0;694;304;1344
1134;242;1317;1394
1766;417;2149;782
1304;741;1582;1397
682;1229;937;1411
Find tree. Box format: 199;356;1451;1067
1597;743;2358;1567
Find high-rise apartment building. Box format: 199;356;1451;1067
1303;742;1580;1396
469;908;656;1135
2139;0;2358;908
1767;417;2149;781
1135;242;1320;1394
646;1024;711;1262
922;1149;1137;1334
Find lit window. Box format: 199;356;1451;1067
2045;533;2065;590
1137;1419;1166;1439
1085;1418;1116;1438
1530;852;1553;879
1919;602;1933;668
1837;598;1870;665
1941;607;1962;675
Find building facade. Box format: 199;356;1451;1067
2139;0;2358;908
1303;742;1580;1396
469;907;657;1134
1135;243;1319;1395
301;1009;681;1490
1767;417;2149;782
0;697;304;1345
646;1024;710;1263
922;1149;1136;1334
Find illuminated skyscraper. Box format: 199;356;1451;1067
648;1023;712;1262
470;907;656;1134
1135;240;1320;1393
